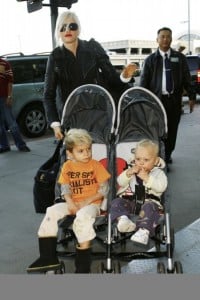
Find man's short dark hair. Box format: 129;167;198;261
157;27;172;35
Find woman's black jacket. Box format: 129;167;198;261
43;38;131;125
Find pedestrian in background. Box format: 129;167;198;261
139;27;195;168
0;57;30;153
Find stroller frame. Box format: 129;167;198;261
40;84;183;274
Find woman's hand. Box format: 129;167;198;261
53;126;64;140
122;63;138;79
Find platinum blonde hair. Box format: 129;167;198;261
64;128;92;152
135;139;159;156
54;11;81;46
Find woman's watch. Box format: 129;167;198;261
7;95;12;99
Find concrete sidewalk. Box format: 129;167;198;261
0;102;200;274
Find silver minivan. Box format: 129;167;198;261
3;53;49;138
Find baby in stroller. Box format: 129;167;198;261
110;139;168;245
27;128;111;273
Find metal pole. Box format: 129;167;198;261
49;0;58;49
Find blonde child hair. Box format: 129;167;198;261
64;128;92;152
135;139;159;156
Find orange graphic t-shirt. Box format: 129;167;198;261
58;159;111;204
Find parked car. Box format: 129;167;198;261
1;52;49;138
186;54;200;99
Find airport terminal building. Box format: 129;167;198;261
101;30;200;68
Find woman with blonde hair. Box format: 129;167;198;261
43;11;136;141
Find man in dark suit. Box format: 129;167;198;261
140;27;195;167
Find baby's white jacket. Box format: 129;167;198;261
117;157;168;198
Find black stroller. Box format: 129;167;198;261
55;84;183;274
111;86;183;274
32;84;183;274
55;84;118;272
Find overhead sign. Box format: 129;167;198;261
27;0;43;13
17;1;78;13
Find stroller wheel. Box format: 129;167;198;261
99;261;121;273
157;262;166;273
57;261;66;274
99;262;107;273
173;261;183;274
113;261;121;273
99;262;113;273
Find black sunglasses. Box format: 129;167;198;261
60;23;78;32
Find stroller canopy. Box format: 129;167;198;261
115;87;168;143
61;84;116;144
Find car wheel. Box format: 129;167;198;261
18;103;47;138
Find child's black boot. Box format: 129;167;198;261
27;237;60;273
75;247;91;273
